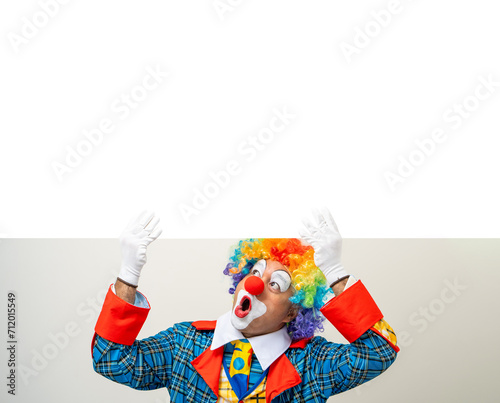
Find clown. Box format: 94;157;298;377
224;238;334;343
92;209;399;402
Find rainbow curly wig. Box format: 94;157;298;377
223;238;333;341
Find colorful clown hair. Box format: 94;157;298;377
223;238;333;341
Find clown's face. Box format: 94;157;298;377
230;259;297;337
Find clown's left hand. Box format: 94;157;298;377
299;208;349;287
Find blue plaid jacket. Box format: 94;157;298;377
92;321;396;402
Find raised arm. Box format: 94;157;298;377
298;208;399;396
92;211;164;389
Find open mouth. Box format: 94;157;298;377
234;296;252;318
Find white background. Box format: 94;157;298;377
1;0;500;238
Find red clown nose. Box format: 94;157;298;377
245;276;264;296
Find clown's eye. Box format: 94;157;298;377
251;269;262;277
270;281;281;290
250;259;266;278
270;270;291;293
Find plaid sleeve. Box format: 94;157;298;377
307;329;397;398
92;326;177;391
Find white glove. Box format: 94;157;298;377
299;207;349;286
117;211;162;287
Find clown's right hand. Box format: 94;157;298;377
117;211;162;287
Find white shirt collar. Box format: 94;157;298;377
210;311;292;371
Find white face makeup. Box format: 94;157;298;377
230;259;294;331
270;270;291;292
250;259;266;277
230;289;267;330
230;259;297;337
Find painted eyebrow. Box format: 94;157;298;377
252;260;266;272
264;268;292;281
270;270;292;290
271;269;291;278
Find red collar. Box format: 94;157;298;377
191;320;308;402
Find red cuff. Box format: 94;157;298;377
320;280;383;343
94;285;150;345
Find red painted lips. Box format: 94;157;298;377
234;296;252;318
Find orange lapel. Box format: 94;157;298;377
190;321;221;398
192;320;217;330
266;352;302;402
190;345;224;399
